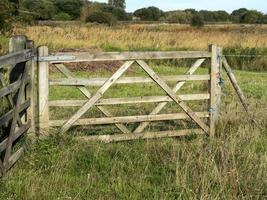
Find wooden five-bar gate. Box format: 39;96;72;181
1;35;248;177
38;45;222;141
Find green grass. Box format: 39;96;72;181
0;64;266;199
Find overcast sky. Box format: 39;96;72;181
94;0;267;13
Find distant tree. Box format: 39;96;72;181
134;7;164;21
20;0;56;20
241;10;264;24
0;0;15;33
108;0;126;10
231;8;248;22
166;11;192;24
81;2;129;22
86;11;117;26
55;0;83;20
191;14;204;27
199;10;230;22
184;9;198;14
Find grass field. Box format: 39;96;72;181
0;24;266;199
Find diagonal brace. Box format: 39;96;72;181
0;73;23;127
136;60;210;134
55;64;131;134
61;61;134;133
134;59;205;133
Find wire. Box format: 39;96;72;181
223;54;267;58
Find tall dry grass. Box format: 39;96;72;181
11;24;267;52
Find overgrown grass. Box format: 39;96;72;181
0;63;266;199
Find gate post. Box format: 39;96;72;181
37;46;49;134
9;36;28;123
209;45;222;137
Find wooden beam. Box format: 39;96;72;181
0;121;31;153
49;75;210;86
76;129;204;143
0;50;32;69
209;45;220;137
38;46;50;131
61;61;134;133
4;147;24;173
222;57;249;113
136;60;210;134
51;51;211;63
3;57;30;166
49;94;210;107
134;59;205;133
55;64;131;134
0;77;30;99
50;112;209;127
0;99;30;127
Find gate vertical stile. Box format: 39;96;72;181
37;46;49;136
209;45;222;137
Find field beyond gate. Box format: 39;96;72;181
38;47;222;141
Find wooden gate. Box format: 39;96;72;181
38;45;223;142
0;36;35;177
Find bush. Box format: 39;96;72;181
166;11;193;24
53;12;72;21
191;14;204;27
133;6;164;21
86;11;117;26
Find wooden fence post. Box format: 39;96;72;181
209;45;222;137
25;40;36;135
38;46;49;134
9;35;27;123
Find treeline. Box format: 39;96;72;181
134;7;267;24
1;0;267;32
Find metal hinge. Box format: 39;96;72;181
34;55;76;62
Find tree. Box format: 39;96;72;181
241;10;264;24
108;0;126;10
0;0;15;33
55;0;83;20
134;7;164;21
191;14;204;27
166;11;193;24
20;0;56;20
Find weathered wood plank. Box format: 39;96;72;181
61;61;134;133
38;46;50;130
209;45;220;137
0;50;32;69
51;51;211;63
49;75;210;86
76;129;204;143
222;57;249;113
0;77;30;99
50;112;209;127
3;59;30;165
0;99;30;127
0;121;31;152
134;59;205;133
136;60;210;134
55;64;131;134
4;147;24;172
49;94;210;107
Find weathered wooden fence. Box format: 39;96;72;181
1;35;250;176
37;45;223;142
0;36;35;177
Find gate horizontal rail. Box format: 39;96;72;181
49;51;212;63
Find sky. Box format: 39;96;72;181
94;0;267;13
